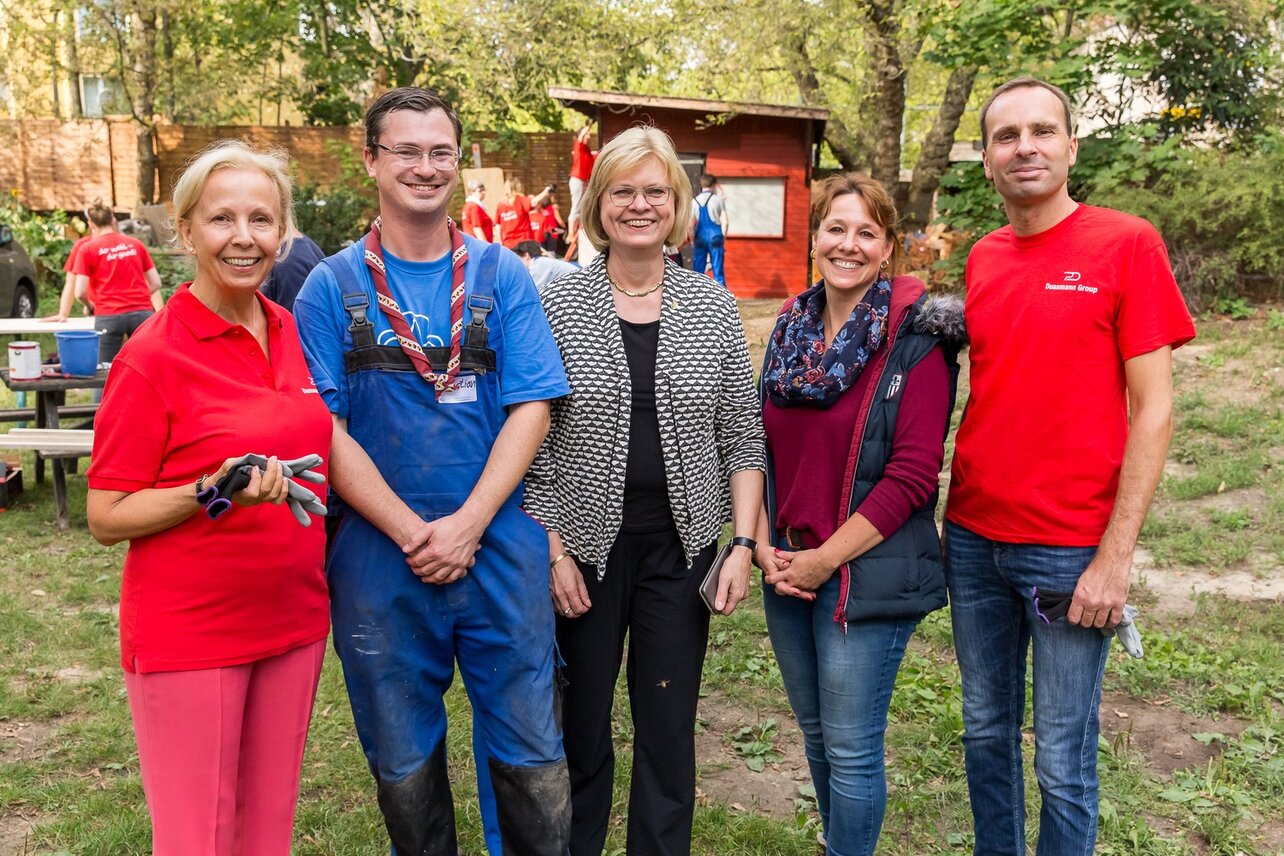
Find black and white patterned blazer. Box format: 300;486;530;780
524;256;766;574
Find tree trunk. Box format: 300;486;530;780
866;0;907;203
903;65;978;229
132;6;158;205
136;124;157;206
787;32;867;170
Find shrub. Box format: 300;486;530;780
1085;129;1284;310
931;162;1007;288
294;183;378;255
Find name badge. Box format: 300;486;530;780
440;373;478;404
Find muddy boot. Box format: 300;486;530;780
376;740;458;856
487;758;572;856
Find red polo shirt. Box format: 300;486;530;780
88;284;332;673
72;232;156;315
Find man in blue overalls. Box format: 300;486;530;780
689;173;728;287
295;87;572;855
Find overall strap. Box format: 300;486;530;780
322;252;375;350
463;243;500;353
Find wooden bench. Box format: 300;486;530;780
0;429;93;529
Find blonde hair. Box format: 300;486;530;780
579;126;693;252
171;140;295;256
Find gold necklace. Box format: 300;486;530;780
608;272;664;298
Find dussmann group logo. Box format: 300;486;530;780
1045;271;1099;294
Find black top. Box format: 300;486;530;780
262;235;325;313
619;317;672;532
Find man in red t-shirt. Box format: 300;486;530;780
495;176;552;249
461;179;496;242
944;78;1194;856
72;201;164;367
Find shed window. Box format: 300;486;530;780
721;177;785;238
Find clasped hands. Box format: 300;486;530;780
400;510;485;586
754;545;837;601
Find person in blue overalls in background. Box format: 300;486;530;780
294;86;573;856
689;173;728;288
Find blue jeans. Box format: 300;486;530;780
764;572;917;856
944;520;1111;856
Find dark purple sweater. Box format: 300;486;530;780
763;348;949;549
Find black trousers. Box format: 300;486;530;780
557;527;716;856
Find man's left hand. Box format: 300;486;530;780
403;512;484;583
1068;553;1132;629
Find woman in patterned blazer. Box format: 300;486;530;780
525;125;765;856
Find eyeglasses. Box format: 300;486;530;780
605;185;673;207
372;142;462;170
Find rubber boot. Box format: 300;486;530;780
376;740;458;856
487;758;572;856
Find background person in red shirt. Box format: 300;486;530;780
945;77;1195;856
86;141;337;854
42;229;93;322
495;175;552;248
72;200;163;367
568;123;596;232
461;179;496;242
532;192;566;254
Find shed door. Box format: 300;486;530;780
676;153;706;268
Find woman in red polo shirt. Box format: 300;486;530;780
86;141;333;855
495;175;553;248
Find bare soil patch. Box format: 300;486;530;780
738;299;783;371
695;691;809;820
0;717;69;765
1132;547;1284;617
1098;692;1247;778
0;816;38;856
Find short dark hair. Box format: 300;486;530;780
364;87;463;152
513;240;543;259
699;173;717;189
979;77;1075;147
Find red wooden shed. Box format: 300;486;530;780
549;87;828;299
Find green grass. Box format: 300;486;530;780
2;310;1283;853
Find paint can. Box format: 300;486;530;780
7;341;41;380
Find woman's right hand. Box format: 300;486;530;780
210;455;289;508
550;555;592;619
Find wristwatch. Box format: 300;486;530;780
730;536;756;551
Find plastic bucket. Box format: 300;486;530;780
54;330;102;377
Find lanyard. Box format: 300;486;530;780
362;216;467;397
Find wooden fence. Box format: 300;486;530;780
0;119;575;213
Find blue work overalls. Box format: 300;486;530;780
322;241;569;855
692;193;726;287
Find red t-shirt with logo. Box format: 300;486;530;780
571;139;595;181
462;200;495;242
496;195;535;248
87;285;332;673
72;232;156;315
947;204;1195;546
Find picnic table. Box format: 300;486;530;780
0;368;106;528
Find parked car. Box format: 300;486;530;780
0;225;39;318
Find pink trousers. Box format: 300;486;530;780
123;639;326;856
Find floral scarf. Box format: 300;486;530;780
763;275;893;408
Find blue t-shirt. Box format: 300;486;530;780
294;235;569;420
